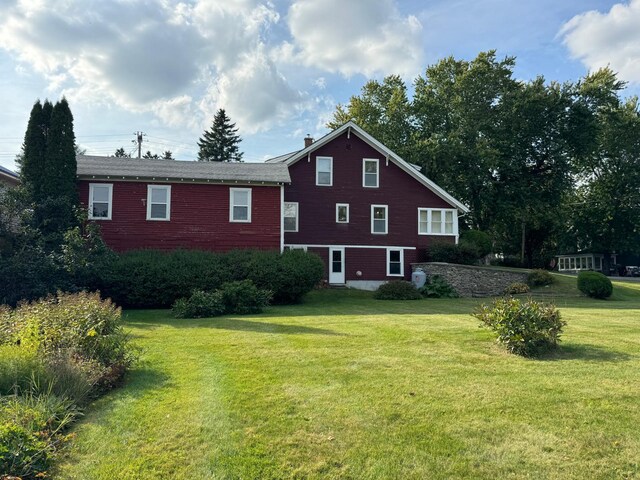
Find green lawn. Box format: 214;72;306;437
56;279;640;479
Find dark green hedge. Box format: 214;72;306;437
90;249;323;308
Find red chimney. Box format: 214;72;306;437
304;135;313;148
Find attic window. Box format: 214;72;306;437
363;159;379;188
316;156;333;186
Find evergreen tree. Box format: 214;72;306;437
113;148;131;158
142;150;159;159
19;98;79;241
19;100;52;202
46;98;77;201
162;150;174;160
198;109;243;162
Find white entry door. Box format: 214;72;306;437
329;247;345;284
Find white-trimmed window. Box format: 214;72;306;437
146;185;171;221
284;202;298;232
363;158;379;188
230;188;251;222
418;208;457;235
371;205;388;234
387;249;403;276
316;156;333;186
336;203;349;223
88;183;113;220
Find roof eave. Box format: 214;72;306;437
76;174;289;186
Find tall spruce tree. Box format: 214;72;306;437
198;109;243;162
46;98;77;201
19;98;79;240
19;100;52;202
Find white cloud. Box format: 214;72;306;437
560;0;640;83
0;0;307;133
209;47;306;134
286;0;423;78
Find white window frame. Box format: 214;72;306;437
146;185;171;221
283;201;299;232
386;248;404;277
362;158;379;188
316;156;333;186
371;204;388;234
336;203;350;223
88;183;113;220
417;208;458;236
229;187;252;223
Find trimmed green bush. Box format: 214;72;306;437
219;280;272;315
460;230;492;257
374;281;421;300
527;269;554;287
173;290;225;319
503;282;530;295
474;297;565;356
419;275;459;298
94;249;323;308
427;242;481;265
173;281;272;319
577;271;613;299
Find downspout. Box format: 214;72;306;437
280;185;284;253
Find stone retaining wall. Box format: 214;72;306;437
411;262;528;297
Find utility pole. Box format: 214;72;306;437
132;131;146;159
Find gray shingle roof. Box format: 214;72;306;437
0;165;18;179
77;155;290;184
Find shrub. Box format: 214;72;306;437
419;275;459;298
474;297;565;356
4;292;134;390
527;269;554;287
374;281;421;300
173;281;272;318
173;290;225;319
427;242;481;265
246;249;324;304
503;282;530;295
577;271;613;299
460;230;492;257
0;390;78;479
218;280;272;315
95;249;323;308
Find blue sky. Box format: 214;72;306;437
1;0;639;171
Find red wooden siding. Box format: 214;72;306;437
78;181;281;252
284;131;458;281
284;131;456;249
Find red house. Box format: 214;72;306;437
267;121;469;289
77;122;467;289
76;156;290;252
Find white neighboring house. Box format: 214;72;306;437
556;253;617;273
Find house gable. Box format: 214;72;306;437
280;121;468;213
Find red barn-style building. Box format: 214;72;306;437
77;122;467;289
267;121;469;289
76;157;290;252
